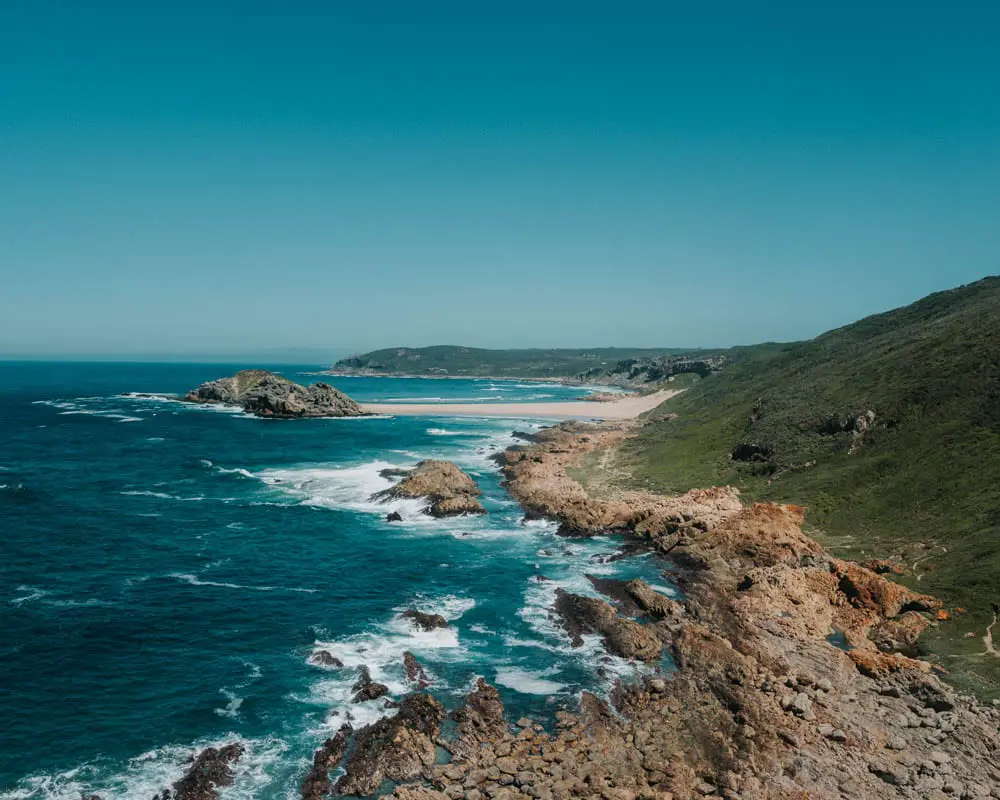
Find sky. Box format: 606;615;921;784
1;1;998;360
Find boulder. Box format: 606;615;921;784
307;650;343;668
372;460;486;517
400;609;449;631
352;666;390;703
403;651;431;687
182;370;366;418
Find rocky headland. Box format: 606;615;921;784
132;418;1000;800
182;369;366;418
372;460;487;517
287;419;1000;799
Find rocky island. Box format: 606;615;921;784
182;369;367;418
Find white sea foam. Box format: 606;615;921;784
214;465;255;479
495;667;567;695
215;661;263;719
169;573;317;594
9;586;49;606
120;490;205;502
512;538;657;688
304;595;472;730
427;428;479;436
119;392;245;415
256;460;429;520
0;734;289;800
56;409;144;422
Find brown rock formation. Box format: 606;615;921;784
497;421;742;535
182;370;365;418
301;725;351;800
334;694;445;796
373;460;486;517
399;608;449;630
155;743;243;800
293;420;1000;800
552;589;663;661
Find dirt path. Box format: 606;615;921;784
985;612;1000;660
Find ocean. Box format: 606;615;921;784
0;363;675;799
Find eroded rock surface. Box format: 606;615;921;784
497;421;742;535
183;370;365;418
552;589;663;661
292;421;1000;800
334;693;445;796
301;725;351;800
399;608;450;631
153;743;244;800
373;460;486;517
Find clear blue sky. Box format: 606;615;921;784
2;1;998;359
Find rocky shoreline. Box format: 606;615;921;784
137;419;1000;799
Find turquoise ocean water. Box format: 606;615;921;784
0;363;674;799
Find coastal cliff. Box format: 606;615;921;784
183;370;366;418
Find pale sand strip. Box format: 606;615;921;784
360;389;683;420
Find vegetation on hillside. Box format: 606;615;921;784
332;346;701;380
620;277;1000;694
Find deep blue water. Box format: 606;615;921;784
0;363;673;799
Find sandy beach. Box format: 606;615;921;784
360;388;682;420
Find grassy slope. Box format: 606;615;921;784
333;346;698;379
621;277;1000;694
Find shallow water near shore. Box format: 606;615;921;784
0;363;675;799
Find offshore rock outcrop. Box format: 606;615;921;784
373;460;486;517
152;743;244;800
183;369;366;418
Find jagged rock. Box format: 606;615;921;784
400;609;449;631
162;743;244;800
334;694;445;796
307;650;344;668
387;511;403;522
372;461;486;517
586;576;682;620
403;651;431;687
302;725;351;800
552;589;662;661
352;666;389;703
449;678;507;760
182;370;366;418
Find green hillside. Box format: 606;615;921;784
332;345;699;380
621;276;1000;694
